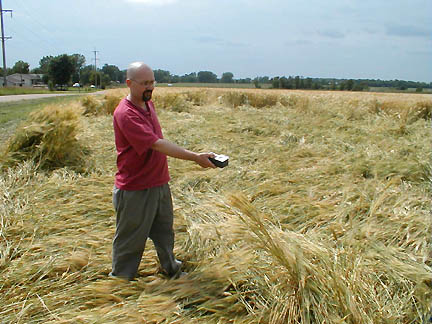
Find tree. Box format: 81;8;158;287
100;72;111;89
312;82;320;90
330;81;337;90
0;67;12;76
32;55;53;83
220;72;234;83
294;76;301;89
197;71;218;83
102;64;123;83
346;79;354;91
170;74;180;83
48;54;74;87
253;78;261;89
179;72;197;83
33;56;53;74
79;65;94;85
237;78;251;84
70;54;86;83
271;77;280;89
279;77;290;89
153;69;171;83
89;70;101;87
71;54;85;69
11;60;30;74
256;76;270;84
299;78;305;89
353;81;368;91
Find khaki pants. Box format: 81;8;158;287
111;183;180;280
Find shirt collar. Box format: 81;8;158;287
125;97;152;116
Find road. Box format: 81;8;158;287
0;90;109;103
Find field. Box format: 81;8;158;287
0;87;54;96
0;87;99;96
0;88;431;323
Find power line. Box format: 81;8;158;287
12;0;94;66
0;0;12;86
14;0;51;35
13;0;59;51
7;22;57;54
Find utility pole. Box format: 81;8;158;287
0;0;12;87
92;49;99;88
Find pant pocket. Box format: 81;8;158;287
112;186;121;212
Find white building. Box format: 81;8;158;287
1;73;45;87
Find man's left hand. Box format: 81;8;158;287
195;153;217;168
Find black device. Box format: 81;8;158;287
209;154;229;168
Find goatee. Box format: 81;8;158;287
143;90;153;102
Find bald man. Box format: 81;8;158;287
111;62;216;280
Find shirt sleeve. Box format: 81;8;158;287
117;110;160;156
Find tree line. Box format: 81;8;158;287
270;77;431;92
1;54;125;89
2;54;431;92
155;69;431;92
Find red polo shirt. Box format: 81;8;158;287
113;98;170;190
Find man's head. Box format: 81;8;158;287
126;62;156;103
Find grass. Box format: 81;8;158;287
0;87;431;323
0;87;100;96
0;87;53;96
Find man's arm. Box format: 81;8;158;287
151;139;216;168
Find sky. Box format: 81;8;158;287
3;0;432;82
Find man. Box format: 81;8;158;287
111;62;216;280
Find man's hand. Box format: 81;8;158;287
151;139;217;168
195;152;217;168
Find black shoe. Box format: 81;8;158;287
109;272;136;281
162;260;187;279
170;269;188;279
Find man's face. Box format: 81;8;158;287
128;68;156;102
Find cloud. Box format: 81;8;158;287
318;30;345;39
288;39;313;46
125;0;178;5
195;36;248;47
225;40;248;47
407;49;432;56
283;39;313;48
196;36;222;44
386;25;430;38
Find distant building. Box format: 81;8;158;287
1;73;45;87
